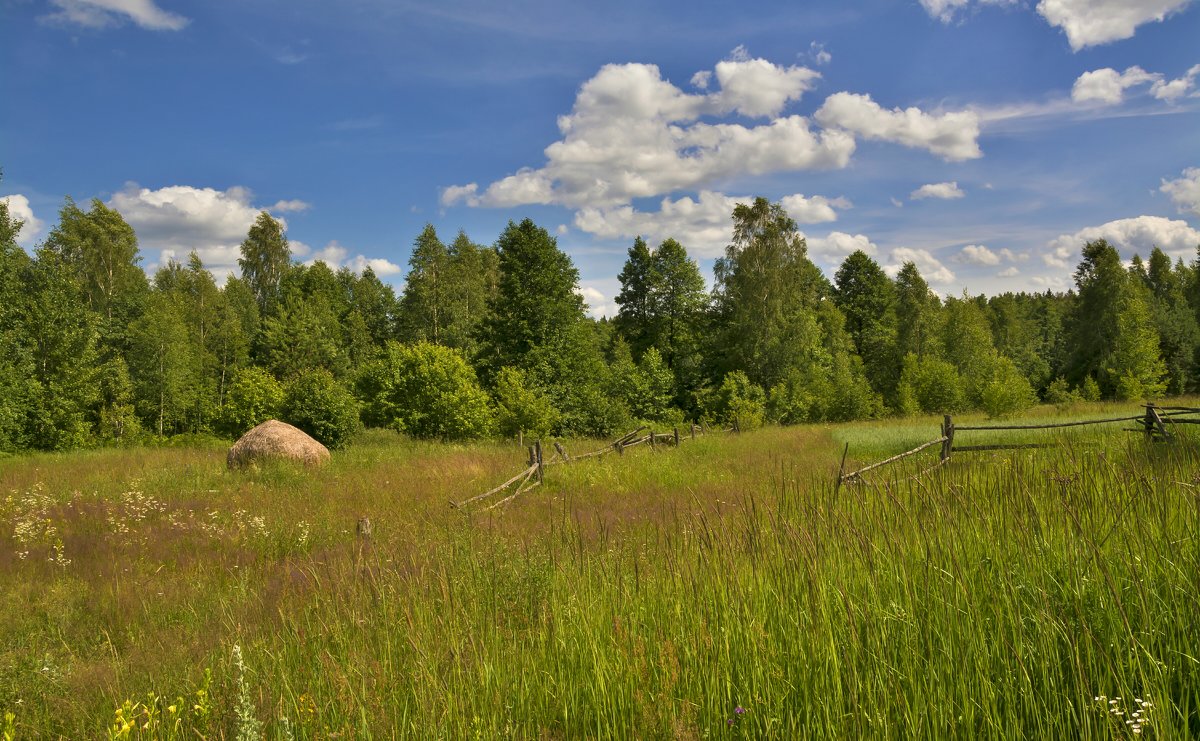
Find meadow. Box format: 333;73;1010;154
1;403;1198;738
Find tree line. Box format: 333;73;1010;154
1;189;1195;452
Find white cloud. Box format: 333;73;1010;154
556;224;569;235
711;56;822;118
690;70;712;90
997;266;1020;277
919;0;1020;22
442;57;854;210
885;247;956;284
1036;0;1194;51
1161;167;1200;216
270;199;311;213
577;283;618;319
1071;66;1161;104
890;197;904;208
956;244;1001;265
814;92;982;161
808;41;832;66
1045;215;1200;268
42;0;189;31
572;190;848;258
109;183;277;277
911;181;966;200
440;183;479;208
0;194;45;249
304;240;403;276
1151;63;1200;101
807;231;879;259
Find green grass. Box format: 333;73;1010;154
1;408;1198;738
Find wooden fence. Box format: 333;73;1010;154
452;422;719;511
837;403;1200;488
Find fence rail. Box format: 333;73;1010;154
454;421;720;510
837;403;1198;487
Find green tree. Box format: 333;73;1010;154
1065;239;1127;392
491;366;559;439
43;197;149;355
1106;287;1167;400
398;225;451;344
281;369;360;449
237;212;291;316
834;250;899;400
1145;247;1199;394
220;367;284;437
443;230;499;355
702;371;766;430
894;262;941;361
712;197;830;389
127;291;196;436
0;194;36;451
356;341;494;440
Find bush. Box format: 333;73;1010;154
978;357;1037;419
356;341;493;440
705;371;766;430
898;354;964;414
220;367;283;438
282;369;360;449
492;366;559;439
1078;376;1102;402
1043;377;1077;406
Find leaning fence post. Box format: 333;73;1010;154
1144;404;1155;440
835;442;850;495
690;424;696;440
674;426;680;447
650;430;656;450
534;440;544;483
941;415;954;461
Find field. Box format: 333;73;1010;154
1;404;1198;738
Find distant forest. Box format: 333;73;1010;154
1;189;1196;452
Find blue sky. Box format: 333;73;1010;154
2;0;1199;316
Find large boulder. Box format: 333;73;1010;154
227;419;331;469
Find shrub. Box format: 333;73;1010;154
492;366;559;439
979;357;1037;419
356;341;493;440
1043;377;1078;406
220;367;283;438
705;371;766;430
282;369;360;449
1078;376;1102;402
898;354;964;414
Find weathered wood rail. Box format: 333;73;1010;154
838;403;1198;487
454;421;721;510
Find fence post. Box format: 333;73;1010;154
518;430;523;449
941;415;954;461
690;424;696;440
674;426;680;447
615;440;623;456
650;430;656;450
535;440;544;483
1144;404;1155;440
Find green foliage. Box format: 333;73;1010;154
704;371;766;430
1079;376;1102;402
978;356;1038;418
355;341;493;440
221;367;284;438
1043;377;1079;407
281;369;359;449
609;343;677;424
491;366;559;439
896;354;964;414
128;292;196;437
237;212;290;316
1105;287;1167;400
94;357;142;444
894;262;941;360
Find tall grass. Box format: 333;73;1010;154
0;410;1197;737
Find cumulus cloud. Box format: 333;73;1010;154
807;231;879;260
304;239;403;276
442;55;863;210
270;199;311;213
954;244;1024;266
911;181;966;200
1161;167;1200;216
1036;0;1194;51
885;247;956;284
1045;215;1200;268
42;0;189;31
1151;63;1200;101
577;283;620;319
808;41;832;66
1071;66;1161;104
997;266;1020;277
572;190;848;258
919;0;1019;23
0;194;45;249
814;92;982;161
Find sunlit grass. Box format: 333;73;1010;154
1;407;1198;737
